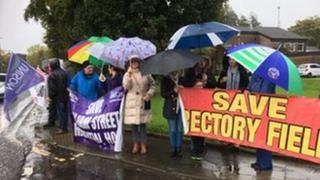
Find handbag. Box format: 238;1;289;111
144;100;151;110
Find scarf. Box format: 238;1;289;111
226;67;240;90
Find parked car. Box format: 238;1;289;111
0;73;5;100
298;63;320;77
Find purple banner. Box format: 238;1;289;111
70;87;124;152
4;54;44;121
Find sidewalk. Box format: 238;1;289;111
44;129;320;180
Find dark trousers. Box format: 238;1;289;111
56;102;68;131
131;124;147;143
47;101;57;125
256;149;273;169
191;136;205;157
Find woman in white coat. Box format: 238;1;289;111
123;55;156;154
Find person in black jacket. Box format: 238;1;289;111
161;75;182;157
47;59;69;134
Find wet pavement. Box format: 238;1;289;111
1;101;320;179
40;127;320;180
30;145;182;180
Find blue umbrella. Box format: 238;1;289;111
227;43;302;95
167;21;239;49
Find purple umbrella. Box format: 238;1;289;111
102;37;156;69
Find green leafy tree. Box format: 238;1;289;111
288;16;320;49
24;0;226;58
26;44;52;67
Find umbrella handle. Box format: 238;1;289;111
101;64;104;72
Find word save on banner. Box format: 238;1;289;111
179;88;320;164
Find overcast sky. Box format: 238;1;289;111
229;0;320;28
0;0;319;54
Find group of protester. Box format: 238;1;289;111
42;53;274;171
161;55;274;171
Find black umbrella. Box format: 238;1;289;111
141;49;204;75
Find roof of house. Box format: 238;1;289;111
236;26;308;41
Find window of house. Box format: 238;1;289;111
284;42;294;52
296;43;304;52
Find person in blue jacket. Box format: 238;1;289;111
248;74;275;171
70;61;102;101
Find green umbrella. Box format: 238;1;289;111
227;43;302;95
87;36;113;65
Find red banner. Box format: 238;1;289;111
179;88;320;164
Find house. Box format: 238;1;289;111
227;26;320;65
206;26;320;75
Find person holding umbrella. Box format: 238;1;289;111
122;55;156;154
195;56;217;88
99;65;123;93
70;61;102;101
161;73;183;157
248;74;275;171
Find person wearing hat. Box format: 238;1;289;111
122;55;156;154
70;61;102;101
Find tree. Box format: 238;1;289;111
220;3;241;26
288;16;320;49
238;15;250;27
24;0;225;58
26;44;52;67
248;13;261;27
0;50;10;73
219;3;261;27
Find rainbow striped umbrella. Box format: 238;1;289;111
67;36;113;65
227;43;302;95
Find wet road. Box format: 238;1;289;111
1;102;320;180
31;145;183;180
